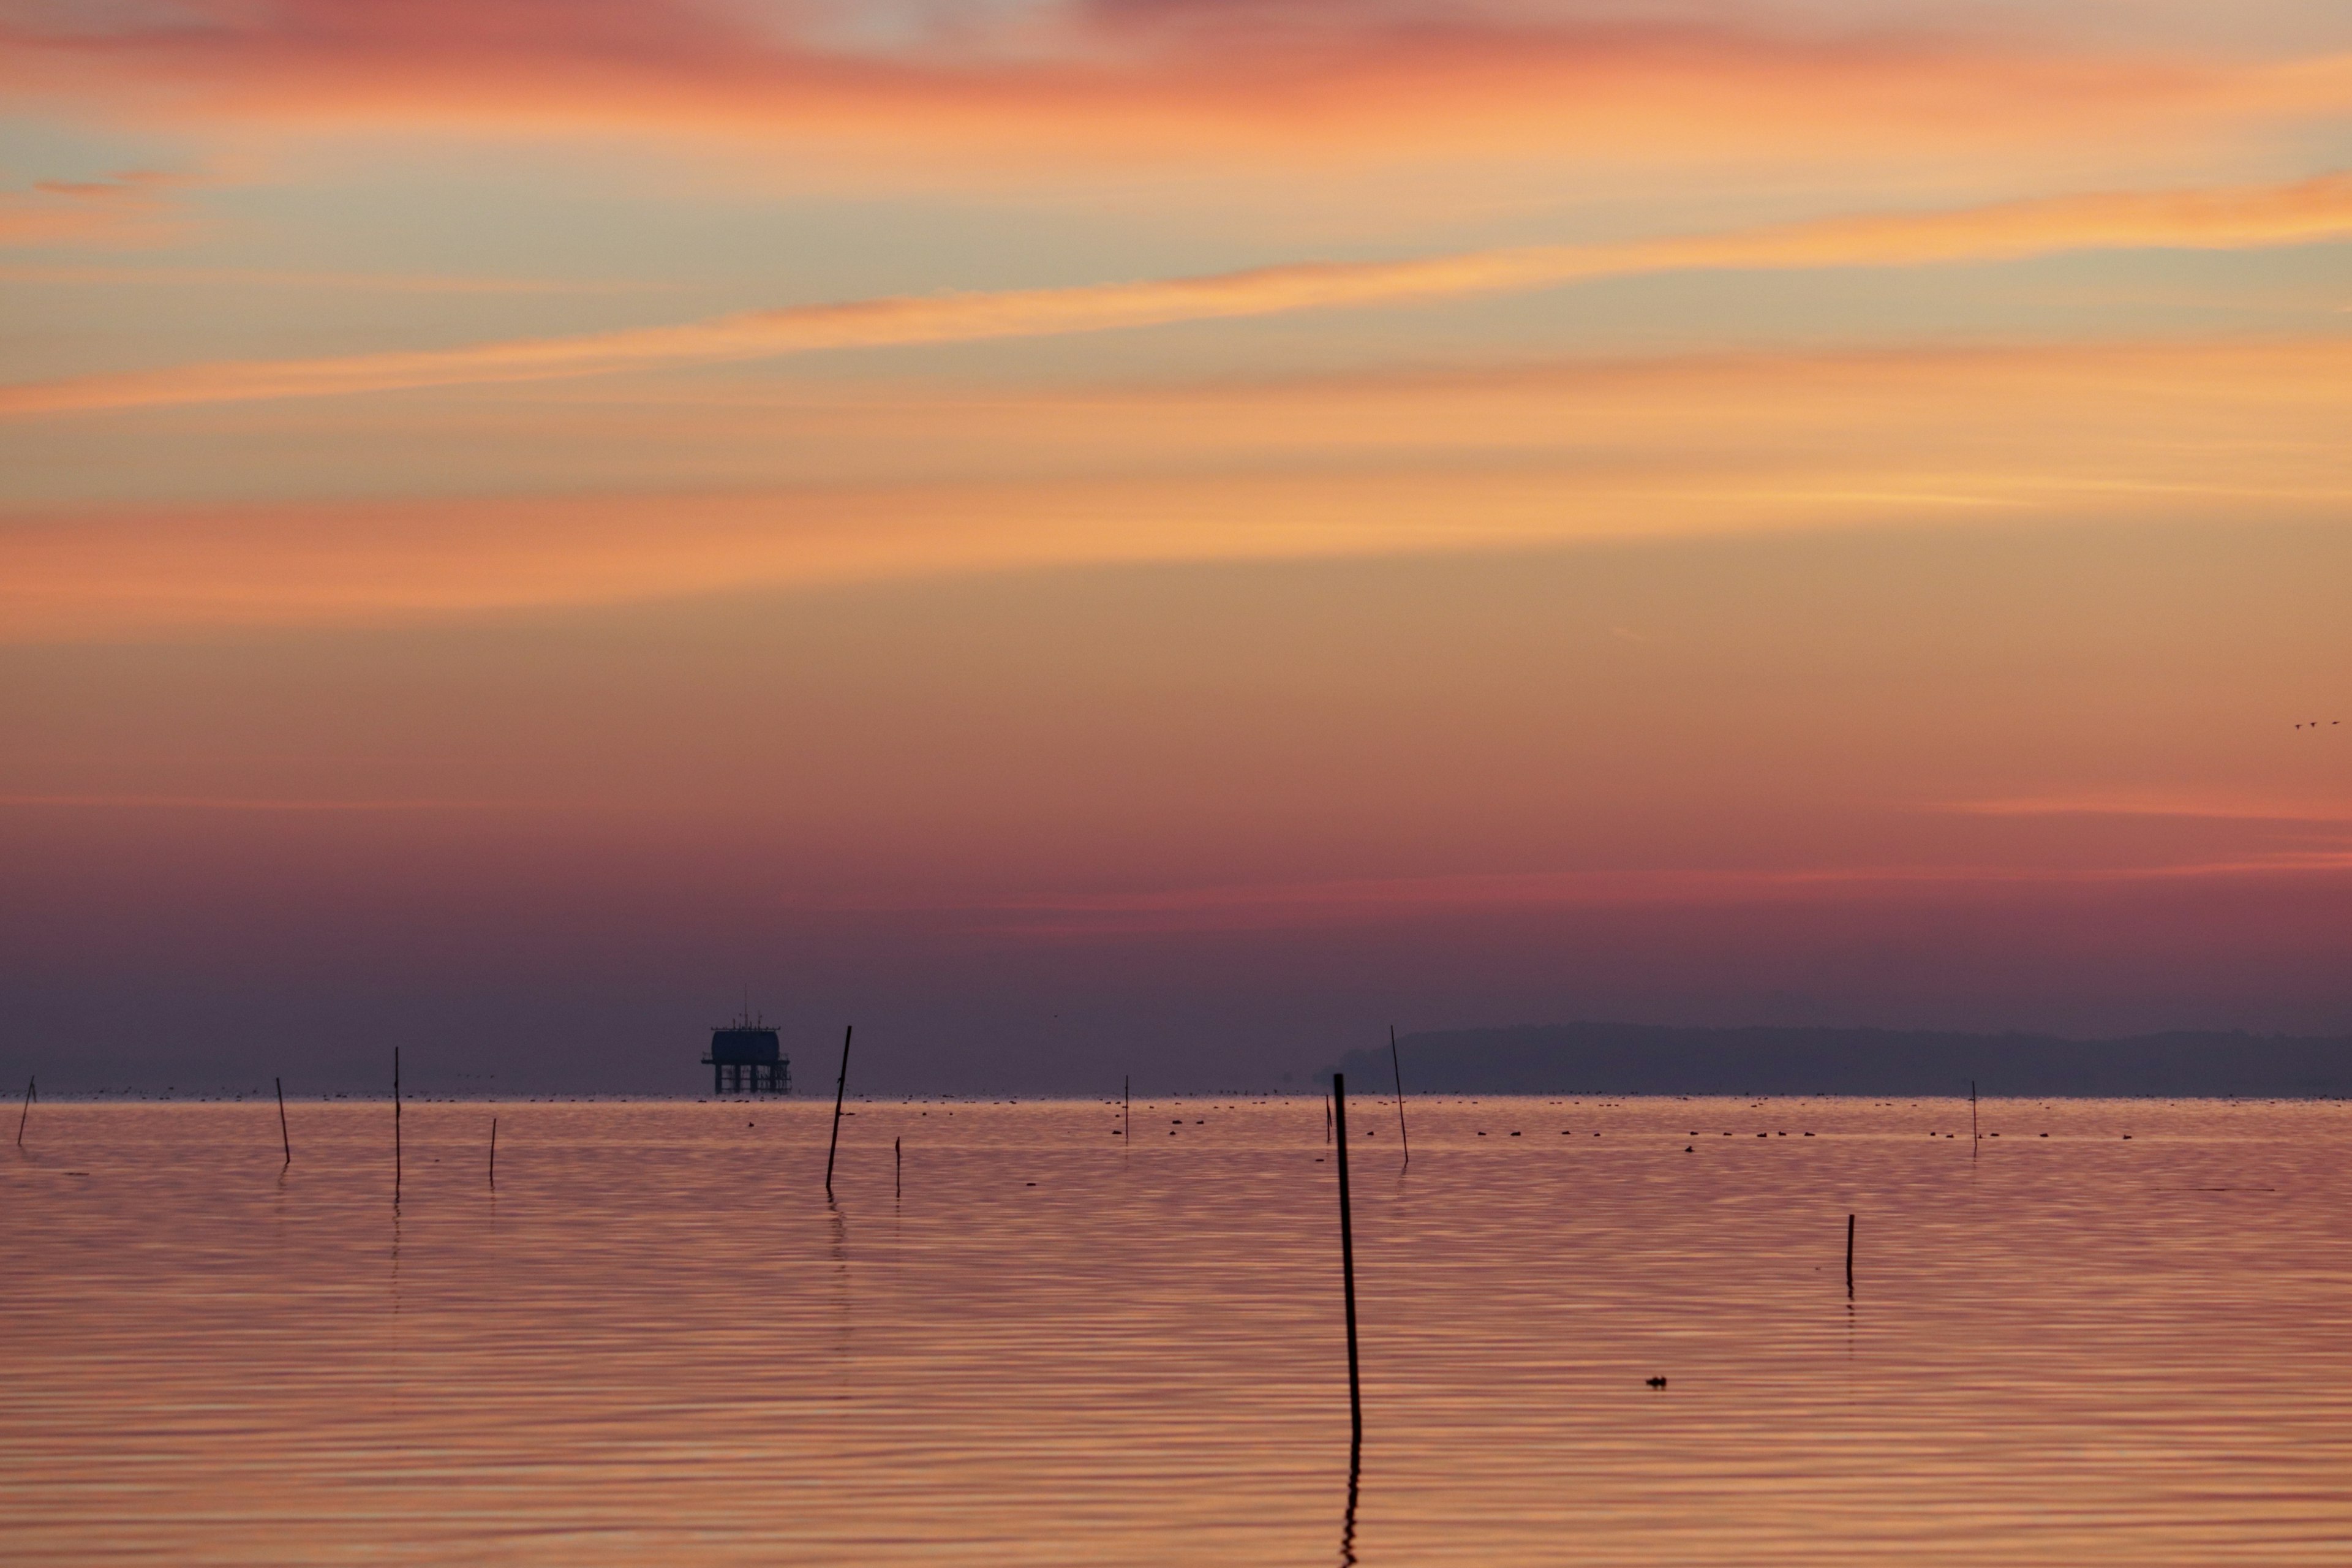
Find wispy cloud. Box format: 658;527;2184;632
0;170;189;250
6;332;2350;642
1942;794;2352;823
0;263;669;293
0;793;540;812
7;172;2351;416
940;851;2352;936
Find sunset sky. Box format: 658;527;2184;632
4;0;2348;1093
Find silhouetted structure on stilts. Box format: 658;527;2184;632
703;1012;791;1095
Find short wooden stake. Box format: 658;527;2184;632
276;1077;291;1166
16;1074;32;1146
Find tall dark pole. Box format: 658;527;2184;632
1389;1025;1410;1166
276;1077;291;1166
824;1024;853;1196
16;1075;32;1146
1333;1072;1363;1445
489;1117;498;1187
1123;1075;1131;1143
1846;1213;1856;1298
1970;1080;1978;1143
393;1047;402;1204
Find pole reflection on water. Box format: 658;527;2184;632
1338;1435;1360;1567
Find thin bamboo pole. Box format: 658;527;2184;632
1389;1026;1410;1165
1332;1073;1363;1444
824;1025;853;1196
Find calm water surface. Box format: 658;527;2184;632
6;1095;2350;1564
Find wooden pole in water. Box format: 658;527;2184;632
1389;1025;1410;1166
1123;1075;1131;1143
276;1077;291;1166
824;1023;853;1196
1332;1072;1363;1445
393;1047;402;1202
1324;1090;1332;1144
1845;1213;1856;1297
1971;1080;1978;1142
894;1136;901;1198
17;1074;32;1146
489;1117;498;1186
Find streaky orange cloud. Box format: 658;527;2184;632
1942;794;2352;823
946;853;2352;937
8;171;2351;417
0;263;668;293
6;0;2342;172
6;333;2350;643
0;793;539;812
400;334;2352;492
0;170;186;250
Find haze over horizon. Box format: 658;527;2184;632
5;1;2349;1096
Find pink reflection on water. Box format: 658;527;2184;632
5;1096;2350;1564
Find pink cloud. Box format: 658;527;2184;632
4;0;2335;167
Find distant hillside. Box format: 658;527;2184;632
1329;1023;2352;1098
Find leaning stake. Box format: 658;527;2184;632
276;1077;291;1166
17;1074;32;1146
824;1023;854;1196
1845;1213;1856;1297
489;1117;498;1187
1389;1025;1410;1165
1333;1072;1363;1444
